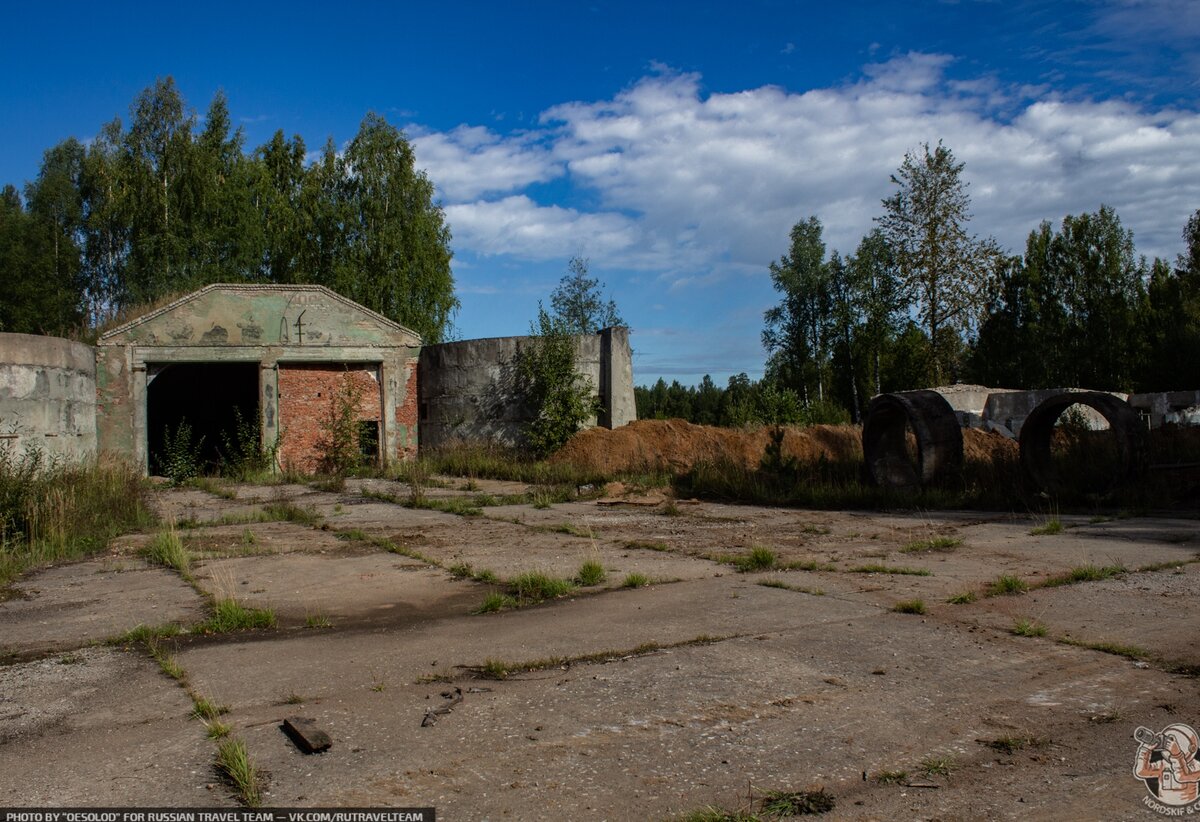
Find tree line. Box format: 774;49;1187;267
0;78;457;342
638;142;1200;426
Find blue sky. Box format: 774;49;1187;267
3;0;1198;385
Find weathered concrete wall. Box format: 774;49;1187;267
1129;390;1200;427
418;327;636;452
0;333;97;460
983;388;1127;436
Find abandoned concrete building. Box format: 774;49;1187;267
0;283;636;473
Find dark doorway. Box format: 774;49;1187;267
147;362;259;475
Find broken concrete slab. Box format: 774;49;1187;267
0;647;217;806
0;558;207;658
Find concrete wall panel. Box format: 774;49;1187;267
418;328;635;452
0;333;97;460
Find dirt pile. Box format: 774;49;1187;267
551;419;864;475
552;419;1023;476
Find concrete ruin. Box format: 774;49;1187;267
0;283;636;473
418;327;635;451
0;333;97;461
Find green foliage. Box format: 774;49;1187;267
2;79;457;342
514;307;601;456
1030;519;1063;536
214;738;263;807
1012;618;1047;637
315;372;367;475
986;574;1028;596
509;571;575;602
158;419;205;482
575;559;607;586
901;536;962;553
201;599;277;632
142;526;190;573
219;408;280;481
0;450;151;586
877;141;998;385
622;572;650;588
549;256;623;333
893;598;927;614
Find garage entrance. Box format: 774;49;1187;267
147;362;260;475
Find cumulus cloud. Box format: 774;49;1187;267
426;53;1199;283
444;195;640;260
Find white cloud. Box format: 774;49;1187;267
410;125;560;201
427;53;1200;281
444;195;640;260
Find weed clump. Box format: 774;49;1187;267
142;526;190;573
202;599;277;633
576;559;606;586
986;574;1028;596
893;598;927;615
214;738;262;806
901;536;961;553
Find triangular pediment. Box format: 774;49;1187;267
99;284;421;348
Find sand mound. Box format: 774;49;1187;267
550;419;863;475
552;419;1022;476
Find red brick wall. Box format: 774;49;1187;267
278;364;382;473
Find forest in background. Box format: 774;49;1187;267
638;143;1200;427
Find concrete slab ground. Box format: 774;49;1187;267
1;479;1197;819
0;647;216;805
0;558;207;658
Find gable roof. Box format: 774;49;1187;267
99;283;422;347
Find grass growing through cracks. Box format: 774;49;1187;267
576;559;606;586
474;635;728;680
901;536;962;554
1037;564;1125;588
893;598;927;615
1012;618;1047;637
986;574;1028;596
142;525;191;573
622;572;651;588
851;564;931;577
215;738;262;806
200;599;277;632
1031;519;1064;536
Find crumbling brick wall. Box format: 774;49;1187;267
278;364;382;473
396;358;419;459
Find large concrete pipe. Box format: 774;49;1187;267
862;390;963;488
1018;391;1146;494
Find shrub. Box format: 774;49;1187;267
219;408;281;480
158;419;204;482
314;372;367;475
512;308;601;457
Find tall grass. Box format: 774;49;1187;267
0;449;152;585
399;442;668;488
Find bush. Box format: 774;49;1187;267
315;372;367;475
514;308;601;457
219;408;281;480
158;419;204;482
